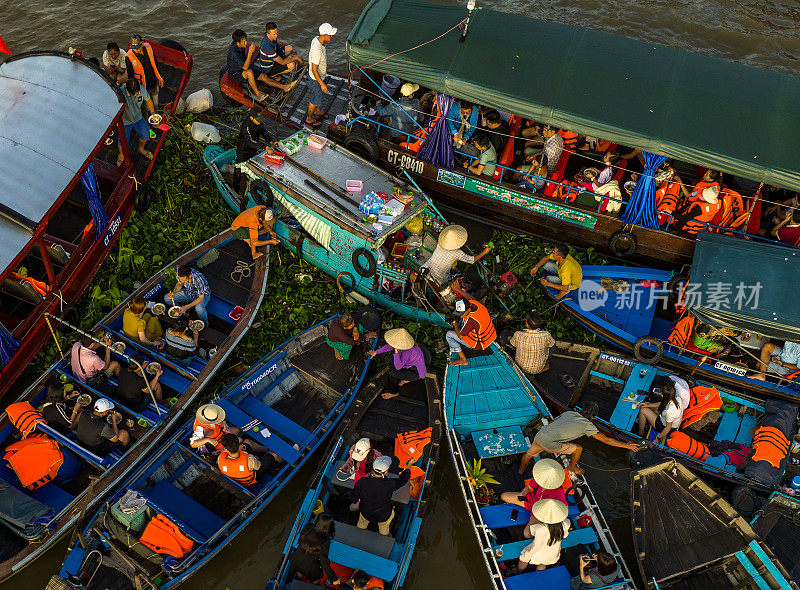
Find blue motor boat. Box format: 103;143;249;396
558;232;800;404
203;143;515;328
444;344;635;590
0;230;268;583
268;368;442;590
52;317;374;589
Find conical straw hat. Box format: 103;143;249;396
384;328;415;350
532;458;565;490
531;498;569;524
438;225;468;250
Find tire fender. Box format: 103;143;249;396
352;248;377;278
343;131;380;162
336;272;356;295
633;336;665;364
609;230;637;258
667;272;689;303
250;180;275;208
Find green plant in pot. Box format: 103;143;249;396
466;458;499;504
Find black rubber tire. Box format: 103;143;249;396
352;248;377;278
218;66;243;107
159;38;186;53
336;272;356;295
250;180;275;208
609;230;637;258
134;188;152;212
343;130;380;162
667;272;689;303
633;336;665;365
730;485;762;518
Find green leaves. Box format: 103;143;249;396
467;458;500;489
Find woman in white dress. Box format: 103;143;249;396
515;499;571;573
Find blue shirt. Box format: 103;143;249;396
183;270;211;299
253;35;285;71
446;102;479;140
226;41;246;76
121;86;150;125
778;341;800;366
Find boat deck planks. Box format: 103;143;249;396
753;495;800;583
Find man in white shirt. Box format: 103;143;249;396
305;23;337;128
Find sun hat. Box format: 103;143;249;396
319;23;338;36
438;224;468;251
532;458;565;490
701;186;720;204
95;398;114;412
531;498;569;524
351;438;372;462
400;83;420;97
384;328;415;351
373;455;392;474
196;403;226;426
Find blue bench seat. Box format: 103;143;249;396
503;565;571;590
479;502;579;529
328;540;399;582
215;399;301;464
32;482;74;514
493;527;599;562
238;395;311;446
206;296;236;325
144;479;225;540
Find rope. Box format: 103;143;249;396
364;18;468;69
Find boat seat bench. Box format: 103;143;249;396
331;521;395;558
503;566;571;590
238;394;312;446
215;399;301;464
328;540;399;582
493;526;599;562
142;480;225;540
480;502;579;529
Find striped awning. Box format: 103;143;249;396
273;191;332;251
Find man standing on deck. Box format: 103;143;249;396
350;455;410;536
117;78;156;167
235;107;279;204
125;34;163;110
305;23;337;129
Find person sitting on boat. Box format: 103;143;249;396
500;458;567;515
508;311;555;376
367;328;428;400
234;107;279;202
115;354;163;411
41;378;80;433
673;186;721;235
102;42;127;84
446;100;479;150
507;499;570;575
339;437;383;482
116;78;156;167
753;339;800;381
585;151;620;190
251;22;302;93
480;109;510;155
71;331;121;390
305;23;337;129
217;433;276;487
125;34;163;110
519;402;640;475
378;82;421;141
227;29;267;103
516;156;549;192
164;265;211;326
677;168;722;205
529;242;583;300
571;552;622;590
462;133;497;178
326;314;367;361
654;374;690;415
122;296;164;348
163;315;200;369
72;398;130;454
189;403;270;457
290;513;345;585
635;381;682;443
421;224;492;287
771;208;800;246
446;298;497;367
523;125;563;176
232;204;279;259
350;455;410;536
348;570;385;590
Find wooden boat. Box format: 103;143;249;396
219;0;800;267
0;43;191;400
444;343;635;590
53;316;374;590
632;460;797;589
558;232;800;404
0;230;268;583
533;340;796;496
268;366;442;590
203;144;516;327
752;491;800;585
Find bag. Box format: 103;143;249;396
184;88;213;113
86;371;109;391
187;122;221;144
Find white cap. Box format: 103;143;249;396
701;186;719;204
319;23;338;36
373;455;392;473
351;438;371;462
95;398;114;412
454;299;467;315
400;83;420;97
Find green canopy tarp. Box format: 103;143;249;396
348;0;800;192
687;233;800;341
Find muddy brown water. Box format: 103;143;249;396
5;1;799;587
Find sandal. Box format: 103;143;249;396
304;119;322;130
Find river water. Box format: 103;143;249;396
4;1;799;588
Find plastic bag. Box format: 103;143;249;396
187;122;220;144
184;89;213;113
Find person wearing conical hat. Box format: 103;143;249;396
367;328;428;399
421;224;492;287
513;498;570;574
499;458;568;514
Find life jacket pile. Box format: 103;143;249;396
666;430;710;461
744;399;797;487
140;513;194;559
6;401;46;438
395;428;432;500
681;385;723;429
552;180;583;203
4;434;64;490
667;311;696;348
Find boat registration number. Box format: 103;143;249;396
713;361;747;376
387;150;424;174
102;214;123;248
600;353;633;367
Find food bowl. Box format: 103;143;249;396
145;361;161;375
190;320;205;332
107;411;123;425
77;393;92;407
152;302;166;316
148;114;162;126
624;181;636;195
168;306;182;318
112;341;126;354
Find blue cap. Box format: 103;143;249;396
792;476;800;489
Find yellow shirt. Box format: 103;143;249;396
550;253;583;291
122;309;145;341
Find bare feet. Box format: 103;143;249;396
381;392;398;400
749;373;766;381
449;358;468;367
567;464;585;475
398;380;409;387
139;149;153;160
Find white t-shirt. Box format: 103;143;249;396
520;520;571;565
102;50;126;70
669;375;691;411
659;400;682;428
308;36;327;79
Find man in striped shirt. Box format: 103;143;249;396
165;265;211;326
251;22;302;93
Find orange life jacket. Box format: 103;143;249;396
668;312;696;348
710;189;744;233
680;200;721;235
217;450;257;486
558;129;579;150
3;435;63;490
394;428;433;466
681;385;722;428
6;401;46;438
553;180;583;203
11;272;49;296
690;180;721;204
126;42;163;89
407;466;426;500
401;96;441;153
595;140;616;153
666;430;709;461
193;419;226;450
140;514;194;559
460;300;496;350
656;180;681;213
751;426;790;468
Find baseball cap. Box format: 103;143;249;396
373;455;392;474
319;23;338;36
95;398;115;412
400;83;420;97
351;438;371;462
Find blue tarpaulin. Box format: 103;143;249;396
80;164;108;240
619;152;667;229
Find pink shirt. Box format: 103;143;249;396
70;342;105;383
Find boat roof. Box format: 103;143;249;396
348;0;800;192
0;52;123;270
687;233;800;341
